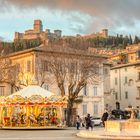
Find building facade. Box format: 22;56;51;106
110;62;140;110
0;45;111;118
77;62;112;117
109;44;140;64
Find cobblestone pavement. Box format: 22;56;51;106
0;127;89;140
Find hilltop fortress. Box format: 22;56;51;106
14;19;62;43
84;28;108;38
14;19;108;42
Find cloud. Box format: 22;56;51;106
1;0;140;36
3;0;140;18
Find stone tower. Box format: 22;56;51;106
102;29;108;38
54;30;62;38
33;20;43;33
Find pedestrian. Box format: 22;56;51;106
81;117;85;127
134;109;139;119
85;114;93;130
76;115;81;130
101;110;108;127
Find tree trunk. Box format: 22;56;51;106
66;100;74;126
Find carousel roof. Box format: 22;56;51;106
8;85;54;98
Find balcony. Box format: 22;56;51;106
104;92;110;95
74;96;83;104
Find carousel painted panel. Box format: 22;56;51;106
0;95;67;129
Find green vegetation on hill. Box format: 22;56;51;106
0;38;42;55
62;35;140;50
48;34;140;50
0;34;140;56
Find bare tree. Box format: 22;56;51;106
0;57;34;93
0;57;20;92
44;46;104;126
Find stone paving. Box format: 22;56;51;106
0;127;88;140
77;127;140;140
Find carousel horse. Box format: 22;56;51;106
37;112;45;125
20;113;27;124
29;113;37;124
11;114;21;126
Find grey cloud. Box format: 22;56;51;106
1;0;140;35
3;0;140;18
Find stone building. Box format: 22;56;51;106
0;44;111;118
84;29;108;38
110;44;140;110
77;62;112;118
110;62;140;110
109;44;140;64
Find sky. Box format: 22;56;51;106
0;0;140;41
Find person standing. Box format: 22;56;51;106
76;115;81;130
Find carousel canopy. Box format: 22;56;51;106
8;85;54;99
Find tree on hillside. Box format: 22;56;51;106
134;35;139;44
43;46;103;126
129;35;133;45
14;38;42;52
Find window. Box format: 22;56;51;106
115;92;118;100
93;87;97;96
93;103;98;115
131;56;134;60
69;62;77;73
125;91;128;99
42;61;49;71
128;79;133;86
27;60;31;72
104;68;108;75
115;78;117;85
124;68;127;72
138;72;140;80
83;104;87;115
137;87;140;99
16;63;20;72
83;85;87;96
0;86;5;96
125;76;127;84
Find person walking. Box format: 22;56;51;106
85;114;93;130
76;115;81;130
101;110;108;127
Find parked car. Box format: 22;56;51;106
111;109;130;120
91;117;102;126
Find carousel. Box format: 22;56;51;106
0;85;67;129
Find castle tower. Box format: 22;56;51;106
33;20;43;33
54;30;62;38
14;32;23;41
102;29;108;38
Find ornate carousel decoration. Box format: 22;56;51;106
0;85;67;129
